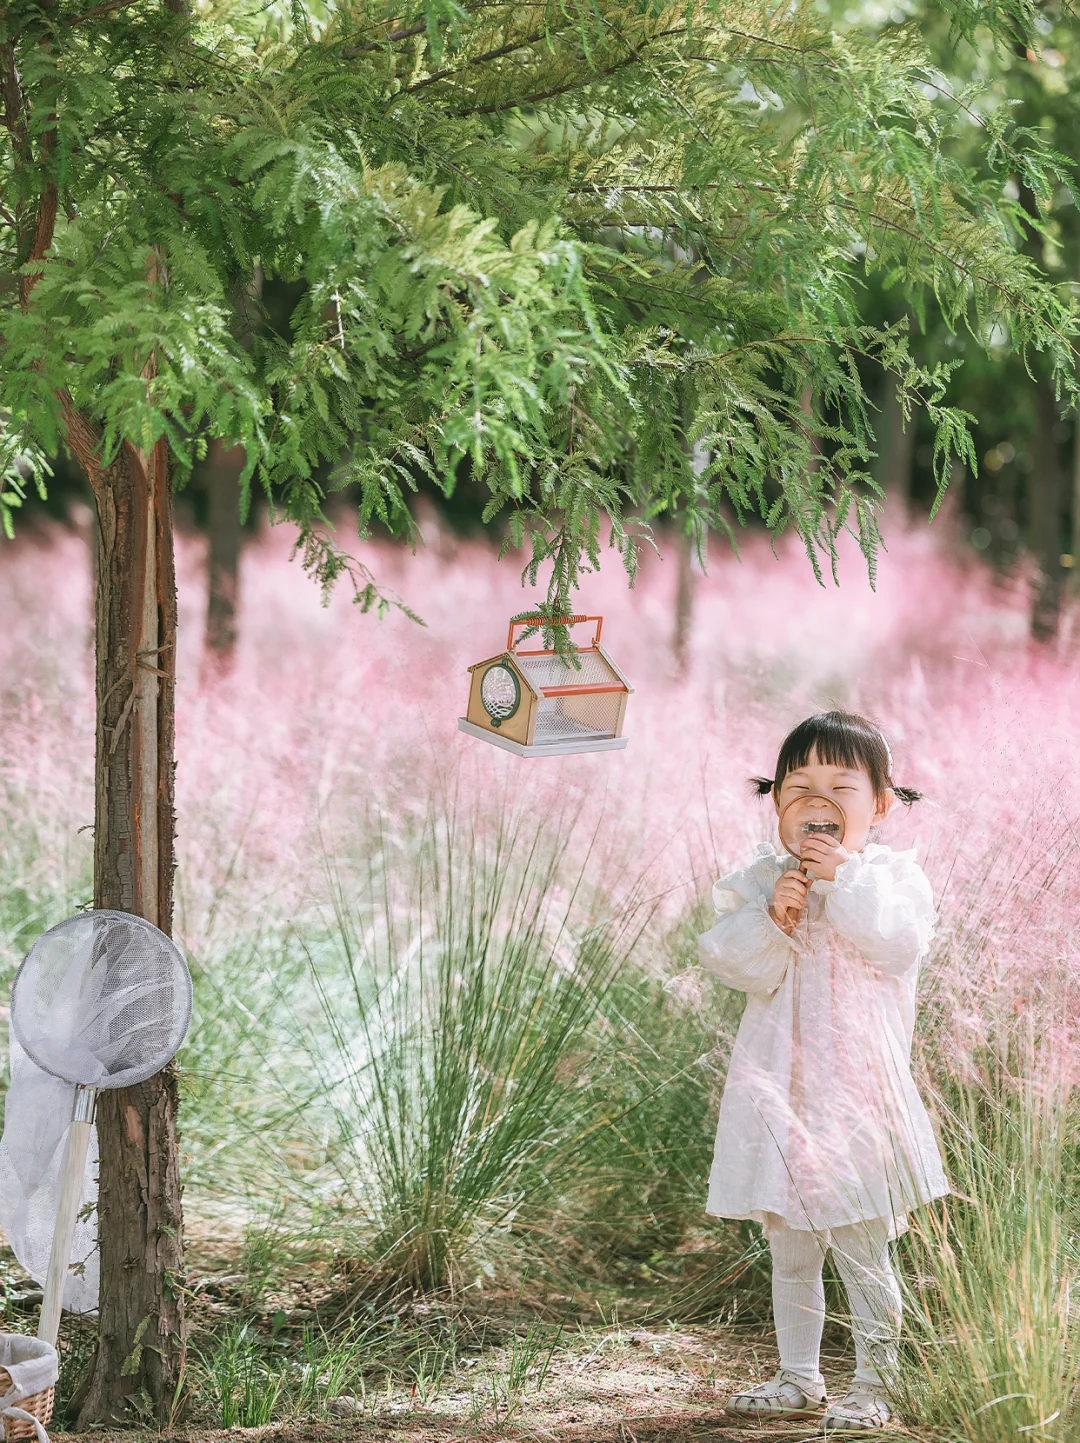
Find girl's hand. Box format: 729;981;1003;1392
799;833;850;881
770;869;809;934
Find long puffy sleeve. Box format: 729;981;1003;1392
697;849;796;996
815;846;936;977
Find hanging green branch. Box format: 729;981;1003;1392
1;0;1076;624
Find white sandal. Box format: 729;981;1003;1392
821;1383;892;1432
724;1366;828;1419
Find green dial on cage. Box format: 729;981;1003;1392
480;661;520;727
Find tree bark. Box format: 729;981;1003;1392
60;403;184;1427
204;438;243;663
1029;383;1064;643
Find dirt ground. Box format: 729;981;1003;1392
52;1321;927;1443
17;1219;933;1443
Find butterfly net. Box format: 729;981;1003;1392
0;912;192;1312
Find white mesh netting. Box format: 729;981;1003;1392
533;692;623;742
0;1038;99;1313
515;651;626;743
0;911;192;1312
514;651;618;690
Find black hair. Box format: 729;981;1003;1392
749;710;923;806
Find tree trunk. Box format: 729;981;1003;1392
61;405;184;1427
203;261;262;667
1015;173;1063;640
1029;383;1064;643
673;526;694;675
673;404;708;676
874;369;914;515
204;438;243;663
1072;368;1080;597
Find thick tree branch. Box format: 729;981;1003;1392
0;39;33;263
17;120;58;304
0;42;32;166
404;27;554;92
57;389;107;487
67;0;143;24
341;1;491;58
447;46;644;115
2;24;58;305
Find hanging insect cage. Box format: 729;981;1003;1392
459;615;633;757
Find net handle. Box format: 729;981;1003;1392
507;615;603;651
38;1085;96;1347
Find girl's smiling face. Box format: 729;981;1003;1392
773;744;894;853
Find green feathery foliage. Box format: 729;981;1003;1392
1;0;1076;630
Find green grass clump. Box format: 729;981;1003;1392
4;781;1080;1443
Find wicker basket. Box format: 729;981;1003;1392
0;1367;54;1441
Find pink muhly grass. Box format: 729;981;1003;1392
0;504;1077;1433
0;508;1076;1034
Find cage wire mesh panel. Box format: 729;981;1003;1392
0;912;192;1312
514;652;615;689
533;691;623;743
516;654;624;743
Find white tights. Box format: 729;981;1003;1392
762;1212;902;1391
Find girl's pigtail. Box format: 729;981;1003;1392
893;784;923;806
749;776;775;798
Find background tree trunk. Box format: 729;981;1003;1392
798;385;821;475
1029;383;1064;642
1071;358;1080;597
1015;168;1063;640
874;369;915;515
61;406;184;1427
204;438;243;664
202;264;261;668
673;526;694;676
673;392;708;676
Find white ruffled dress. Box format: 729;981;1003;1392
698;842;950;1241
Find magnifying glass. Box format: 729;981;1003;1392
777;794;847;882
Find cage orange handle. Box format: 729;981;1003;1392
507;615;603;650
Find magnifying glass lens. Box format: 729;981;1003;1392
778;796;847;859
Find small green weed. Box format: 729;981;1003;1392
199;1322;286;1427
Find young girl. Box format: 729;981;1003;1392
698;710;949;1433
